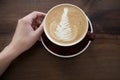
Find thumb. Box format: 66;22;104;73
35;22;44;37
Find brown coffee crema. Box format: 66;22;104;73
45;4;88;46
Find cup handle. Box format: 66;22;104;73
86;31;95;41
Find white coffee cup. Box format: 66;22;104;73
43;4;88;47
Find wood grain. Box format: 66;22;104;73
0;0;120;80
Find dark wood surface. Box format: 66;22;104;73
0;0;120;80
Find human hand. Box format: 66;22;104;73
0;11;45;76
9;11;46;54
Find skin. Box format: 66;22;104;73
0;11;46;76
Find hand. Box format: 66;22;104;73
9;11;46;54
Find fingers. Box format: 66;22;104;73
21;11;45;40
22;11;46;24
35;22;44;35
31;12;45;31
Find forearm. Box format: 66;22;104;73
0;44;21;76
0;11;45;77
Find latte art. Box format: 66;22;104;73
55;8;73;41
44;4;88;46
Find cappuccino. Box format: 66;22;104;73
44;4;88;46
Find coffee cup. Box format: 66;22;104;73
43;4;89;46
41;4;95;58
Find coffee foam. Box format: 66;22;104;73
45;4;88;46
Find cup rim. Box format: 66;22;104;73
41;16;93;58
43;3;89;46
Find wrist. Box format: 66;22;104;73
0;44;22;62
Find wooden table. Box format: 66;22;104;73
0;0;120;80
